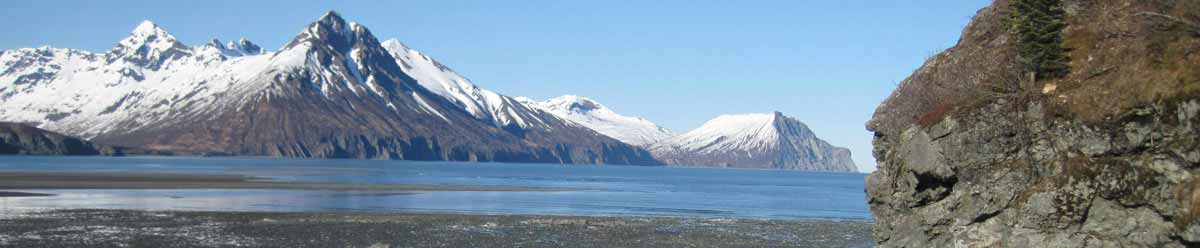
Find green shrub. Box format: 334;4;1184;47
1009;0;1071;81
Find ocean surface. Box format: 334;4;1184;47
0;156;870;220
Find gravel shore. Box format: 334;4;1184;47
0;209;873;248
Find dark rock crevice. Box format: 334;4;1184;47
913;171;957;205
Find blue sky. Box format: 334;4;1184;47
2;0;992;172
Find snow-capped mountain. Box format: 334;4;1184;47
380;39;549;130
518;95;672;146
650;112;855;171
0;20;275;139
0;12;658;165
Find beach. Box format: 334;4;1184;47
0;209;873;248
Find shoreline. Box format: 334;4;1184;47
0;155;872;174
0;209;875;247
0;171;565;192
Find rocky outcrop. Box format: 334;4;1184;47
0;122;117;155
866;0;1200;247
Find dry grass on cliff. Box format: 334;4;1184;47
867;0;1023;135
1052;0;1200;123
870;0;1200;136
917;102;955;128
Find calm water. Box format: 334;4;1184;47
0;156;870;220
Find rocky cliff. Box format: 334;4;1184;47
866;0;1200;247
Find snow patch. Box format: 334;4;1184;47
412;92;450;123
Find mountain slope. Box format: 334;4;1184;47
650;112;855;171
518;95;673;146
0;12;658;165
380;40;552;131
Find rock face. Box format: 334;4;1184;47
0;122;116;155
866;0;1200;247
652;112;856;172
0;12;658;165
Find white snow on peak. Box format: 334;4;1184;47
118;20;180;50
652;113;781;153
108;20;193;69
132;21;164;36
381;38;544;129
521;95;673;146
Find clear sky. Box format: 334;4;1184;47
2;0;992;172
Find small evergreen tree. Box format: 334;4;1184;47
1009;0;1070;81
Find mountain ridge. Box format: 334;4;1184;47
518;95;674;146
0;11;659;165
0;11;857;171
380;38;553;131
650;111;856;171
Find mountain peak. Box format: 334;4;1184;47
123;20;178;46
274;11;417;101
712;113;777;124
208;38;226;49
284;11;373;51
203;38;264;57
652;112;854;171
314;11;351;34
108;20;190;69
652;113;782;158
131;20;167;36
227;38;264;55
238;39;264;54
544;95;604;113
319;11;345;24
